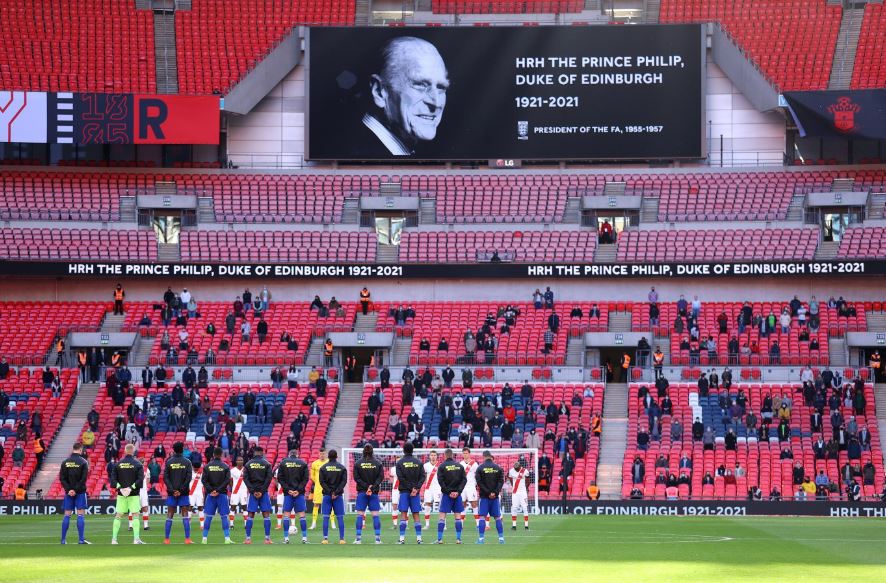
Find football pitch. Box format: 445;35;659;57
0;515;884;582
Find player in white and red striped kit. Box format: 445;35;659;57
189;467;205;531
460;448;479;524
389;465;400;528
422;450;441;528
508;461;530;530
229;457;248;527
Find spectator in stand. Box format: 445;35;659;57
589;304;601;321
570;306;583;319
257;318;268;344
769;341;781;365
548;311;560;334
542;329;554;354
779;308;791;334
240;320;251;343
690;295;701;319
359;287;371;315
649;303;659;327
599;219;614;244
631;457;645;484
543;287;554;309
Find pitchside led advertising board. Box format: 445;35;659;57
307;25;705;161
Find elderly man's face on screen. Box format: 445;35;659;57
371;38;449;145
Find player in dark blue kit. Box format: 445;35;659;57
163;441;194;544
435;448;467;544
243;446;274;544
475;450;505;544
318;449;348;544
395;442;426;544
275;448;310;544
352;444;384;544
201;447;234;544
59;442;90;544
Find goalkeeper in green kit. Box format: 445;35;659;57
111;444;146;544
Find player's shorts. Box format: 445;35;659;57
439;494;465;515
62;493;87;512
139;489;148;508
204;493;230;517
230;490;248;507
423;488;442;505
190;490;204;508
321;495;345;516
478;497;502;519
276;493;284;508
283;494;306;514
397;492;422;514
355;492;380;513
312;491;324;505
511;493;529;514
246;492;273;514
166;494;191;508
116;495;142;515
462;487;478;503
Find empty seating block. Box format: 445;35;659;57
852;3;886;89
432;1;584;14
660;0;840;91
838;227;886;259
400;231;596;263
0;302;107;365
176;0;355;95
0;0;155;93
0;171;136;221
616;228;818;263
0;228;157;261
179;231;376;263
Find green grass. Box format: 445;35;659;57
0;515;885;582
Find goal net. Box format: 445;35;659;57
341;447;539;515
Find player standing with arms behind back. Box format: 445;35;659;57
201;447;234;544
276;449;310;544
229;456;248;528
460;447;479;525
352;444;384;544
395;442;426;544
162;441;194;544
318;449;348;544
508;460;531;531
309;448;336;530
475;450;505;545
243;446;274;544
110;444;145;545
59;441;90;544
434;448;466;545
422;450;441;528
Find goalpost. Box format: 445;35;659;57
341;447;540;515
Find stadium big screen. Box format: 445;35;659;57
307;25;705;161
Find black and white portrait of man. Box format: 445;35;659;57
361;36;450;156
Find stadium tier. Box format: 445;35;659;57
431;1;585;14
352;381;604;499
47;380;338;498
0;0;156;93
616;227;819;263
852;2;886;90
122;301;358;366
0;228;157;262
660;0;841;91
0;369;79;497
624;381;883;499
176;0;354;95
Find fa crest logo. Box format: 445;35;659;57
517;120;529;140
827;96;860;134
